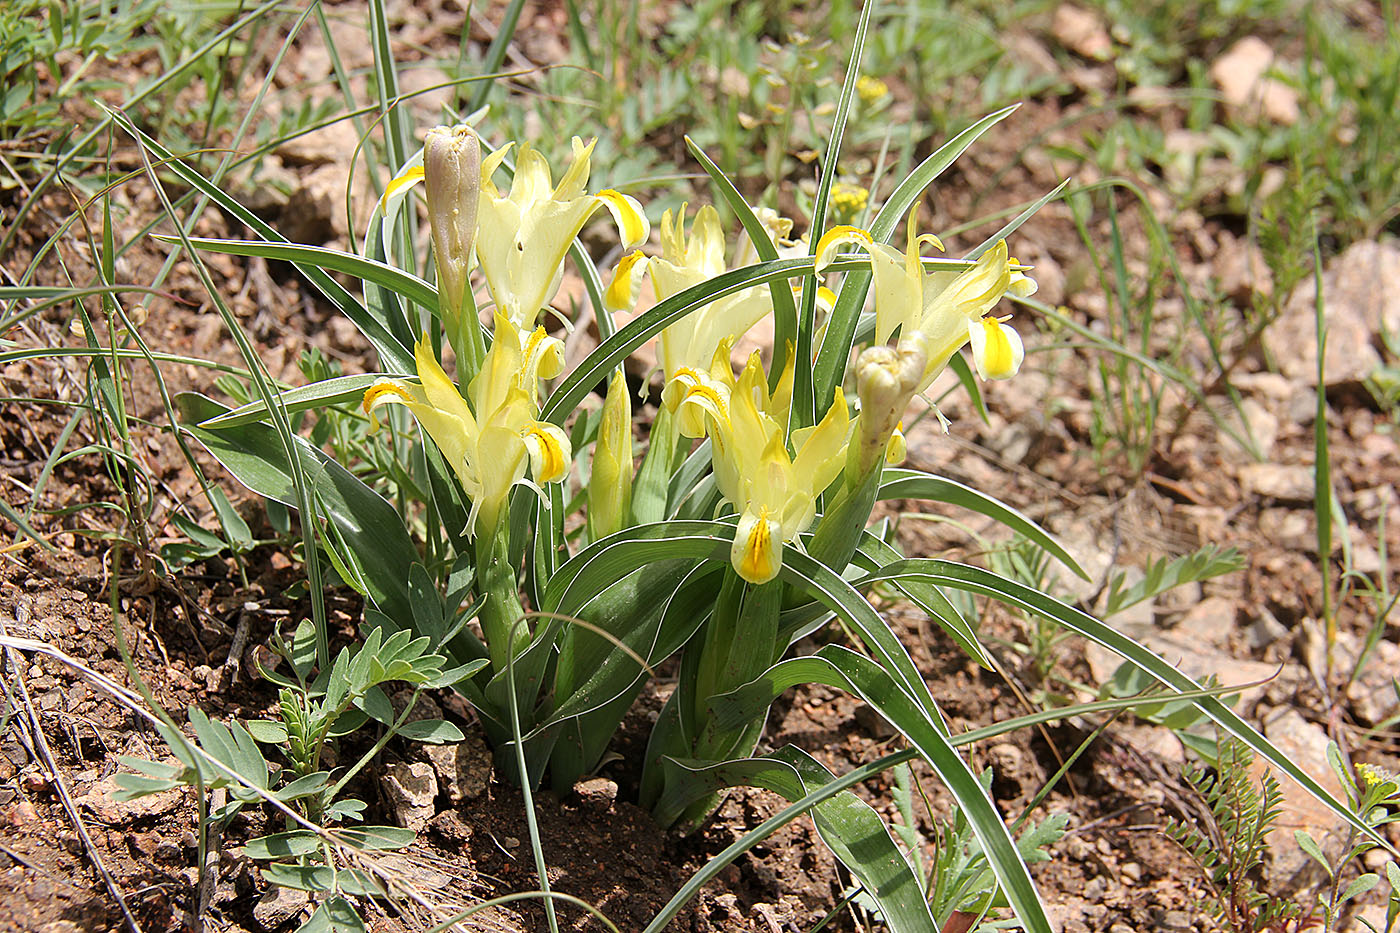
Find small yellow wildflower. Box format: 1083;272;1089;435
829;182;869;222
856;75;889;104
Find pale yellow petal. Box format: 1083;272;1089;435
604;251;650;313
967;316;1024;380
521;420;572;483
814;225;874;272
596;189;650;250
732;506;783;585
380;165;425;211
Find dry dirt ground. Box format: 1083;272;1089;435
1;2;1398;931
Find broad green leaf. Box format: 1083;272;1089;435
245;720;290;744
851;530;991;668
260;863;382;896
276;771;332;801
243;831;322;860
176;392;416;625
299;897;367;933
397;719;465;744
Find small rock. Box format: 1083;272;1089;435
1170;595;1237;649
1162;910;1193;929
1267;240;1400;386
1246;607;1290;651
252;883;310;931
1257;508;1317;552
280;164;349;245
1117;724;1186;767
1086;630;1279;717
391;689;442;725
380;761;438;833
1120;861;1143;882
1210;36;1300;125
1052;5;1113;60
76;774;183;825
1345;639;1400;725
1255;707;1349;886
574;776;619;804
1211;230;1273;302
5;801;38;826
274;117;360;168
1238;463;1314;503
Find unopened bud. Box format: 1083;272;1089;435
588;370;634;541
424;125;481;327
849;340;925;480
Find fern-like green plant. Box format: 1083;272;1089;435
1166;739;1310;932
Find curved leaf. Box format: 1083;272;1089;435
868;558;1399;856
662;747;936;933
176;393;415;625
879;467;1087;579
168;237;439;312
198;374;390;428
812;105;1020;410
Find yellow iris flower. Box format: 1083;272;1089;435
362;313;571;539
680;350;853;585
477;137;649;329
642;205;774;429
816;208;1030;390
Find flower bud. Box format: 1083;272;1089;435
587;370;634;541
424;125;481;327
848;340;926;480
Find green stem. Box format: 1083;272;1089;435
475;530;528;672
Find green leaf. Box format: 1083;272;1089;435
812;105;1020;410
260;863;382;897
664;748;936;933
333;825;416;852
685;137;799;385
275;771;332;802
709;644;1048;933
167;237;438;315
298;897;367;933
1294;831;1331;873
1342;873;1380;903
1102;546;1243;616
886;559;1397;856
852;529;991;668
397;719;465;744
176;392;416;625
243;831;322;860
245;720;290;744
542;257;814;427
108;113;414;374
198;374;390;428
878;469;1087;579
